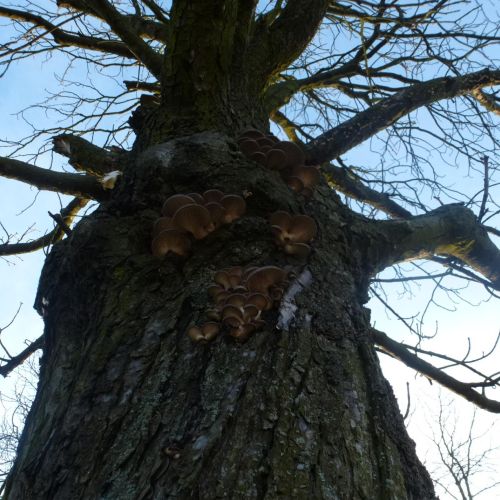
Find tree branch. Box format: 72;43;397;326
0;156;108;200
83;0;163;78
372;328;500;413
264;60;361;111
0;198;87;256
324;163;412;219
53;134;126;176
306;69;500;164
57;0;170;42
0;336;44;378
471;88;500;116
368;204;500;290
250;0;328;79
0;6;136;59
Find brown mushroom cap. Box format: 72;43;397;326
284;242;311;257
186;192;205;204
266;149;287;170
292;165;320;188
229;323;256;341
220;195;246;223
269;211;292;230
162;194;197;217
201;322;220;341
187;326;205;342
204;202;225;226
246;292;272;311
172;204;213;239
203;189;225;203
151;229;191;257
250;151;267;165
225;293;247;308
239;139;260;157
246;266;289;294
274;141;305;167
239;129;265;140
286;176;305;193
153;217;175;236
288;214;317;242
257;137;276;148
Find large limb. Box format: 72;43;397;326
366;204;500;290
0;156;108;200
53;135;126;176
249;0;328;80
372;329;500;413
0;6;135;59
306;69;500;164
0;336;44;378
0;198;88;257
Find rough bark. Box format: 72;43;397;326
4;132;435;499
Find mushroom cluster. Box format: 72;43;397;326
238;129;321;196
187;265;291;342
152;190;246;257
269;211;317;256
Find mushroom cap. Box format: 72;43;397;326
246;266;288;293
220;195;246;223
239;139;260;157
284;242;311;257
274;141;305;167
151;229;191;257
204;202;225;226
172;204;213;239
246;292;272;311
203;189;225;203
162;194;197;217
292;165;320;187
187;326;205;342
257;137;276;148
186;192;205;204
229;324;256;341
225;293;247;308
214;270;231;289
239;129;265;140
286;176;305;193
206;309;221;321
266;149;287;170
153;217;175;236
243;304;260;321
250;151;267;165
201;322;220;341
288;214;317;242
269;211;292;231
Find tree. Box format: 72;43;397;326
0;0;499;498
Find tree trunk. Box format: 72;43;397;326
4;130;435;499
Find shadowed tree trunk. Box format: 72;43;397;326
4;130;435;498
3;1;500;498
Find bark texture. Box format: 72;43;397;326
5;132;435;499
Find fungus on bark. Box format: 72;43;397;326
269;211;317;256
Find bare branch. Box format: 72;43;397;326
324;163;412;219
0;198;88;256
372;328;500;413
0;6;136;59
82;0;163;78
0;337;43;378
53;134;126;176
0;156;108;200
306;69;500;164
